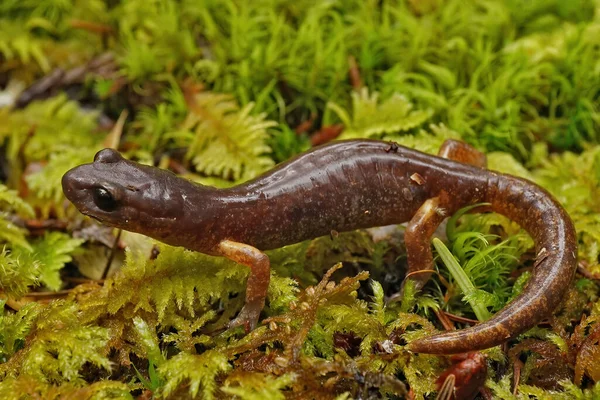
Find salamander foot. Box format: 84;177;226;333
228;302;262;332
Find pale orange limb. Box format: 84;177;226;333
404;140;487;289
438;139;487;168
405;196;449;289
218;240;270;332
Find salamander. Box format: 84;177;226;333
61;139;577;354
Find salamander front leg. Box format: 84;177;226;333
438;139;487;167
218;240;270;332
404;196;449;289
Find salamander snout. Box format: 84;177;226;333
62;164;124;220
61;167;86;203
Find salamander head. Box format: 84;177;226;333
62;148;186;235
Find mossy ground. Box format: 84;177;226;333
1;1;600;399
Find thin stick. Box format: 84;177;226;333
102;229;122;280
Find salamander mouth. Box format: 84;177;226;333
86;214;102;222
79;208;103;222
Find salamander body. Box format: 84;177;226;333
62;139;577;354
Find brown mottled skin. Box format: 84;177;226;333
61;139;577;354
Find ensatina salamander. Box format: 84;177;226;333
61;139;577;354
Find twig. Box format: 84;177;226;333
102;229;122;280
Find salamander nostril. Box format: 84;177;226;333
61;169;76;195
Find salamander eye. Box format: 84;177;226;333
92;187;118;211
94;149;122;163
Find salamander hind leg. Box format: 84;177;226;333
438;139;487;168
404;195;450;289
218;240;270;332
